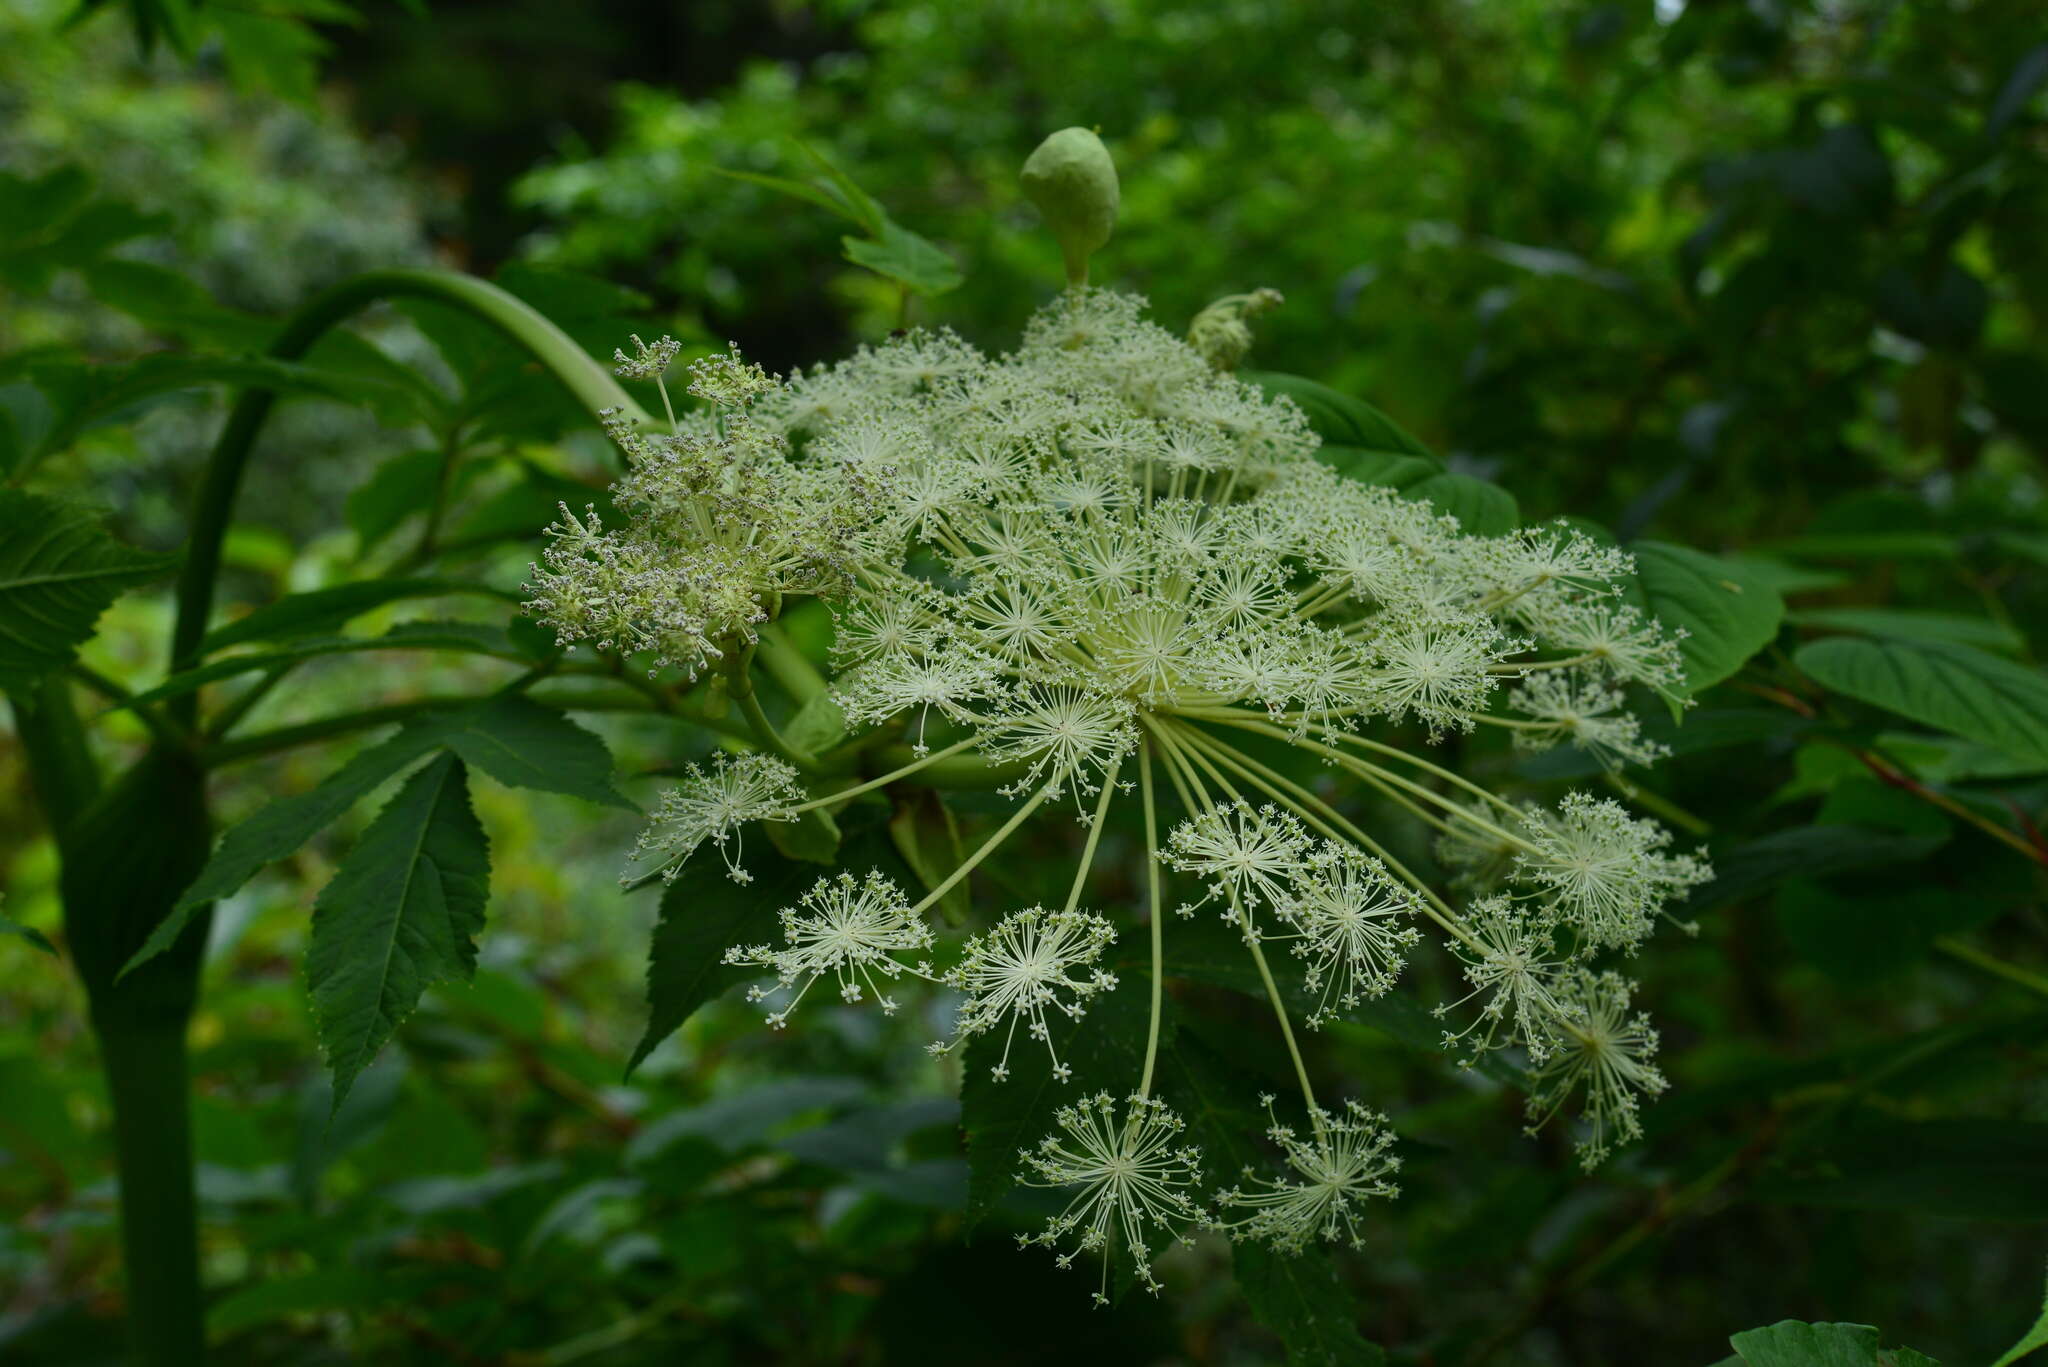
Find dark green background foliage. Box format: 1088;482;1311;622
4;1;2048;1364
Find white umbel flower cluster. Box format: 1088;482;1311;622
537;288;1712;1296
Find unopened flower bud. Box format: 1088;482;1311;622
1021;127;1119;287
1188;288;1285;371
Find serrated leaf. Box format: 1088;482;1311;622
134;725;449;975
1724;1320;1934;1367
307;753;491;1108
202;578;515;653
414;694;633;811
1630;540;1785;708
1796;636;2048;768
0;490;179;691
843;220;964;296
137;697;627;977
1234;1243;1385;1367
627;849;817;1075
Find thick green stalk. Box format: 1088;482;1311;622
60;748;214;1366
96;1022;204;1367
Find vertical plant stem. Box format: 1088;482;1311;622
95;1021;204;1367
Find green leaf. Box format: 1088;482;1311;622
1724;1320;1938;1367
1241;371;1436;458
1150;1021;1385;1365
0;490;179;692
1795;636;2048;767
207;1269;391;1341
843;220;964;296
1790;607;2024;655
1776;879;1999;980
135;725;450;974
783;688;850;756
138;698;625;977
202;578;515;653
1408;470;1519;534
0;915;56;956
1761;532;1961;562
627;849;817;1075
1317;446;1441;488
1235;1243;1385;1367
79;258;266;348
1990;1269;2048;1367
887;789;967;919
307;753;491;1107
1629;540;1786;706
345;451;453;552
961;967;1153;1223
1679;825;1946;917
0;165;93;250
412;694;634;811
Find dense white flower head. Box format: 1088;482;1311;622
1211;1096;1402;1253
1018;1091;1208;1304
723;871;935;1028
932;907;1119;1082
1271;846;1425;1027
1435;895;1578;1064
1164;800;1312;931
626;751;804;886
1524;970;1668;1170
1512;792;1712;951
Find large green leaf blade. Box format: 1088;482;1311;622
1724;1319;1937;1367
416;694;635;811
1241;371;1436;458
307;753;491;1107
0;490;179;691
1630;540;1785;705
1234;1243;1386;1367
627;849;817;1075
1796;635;2048;767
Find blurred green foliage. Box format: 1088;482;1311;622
5;1;2048;1364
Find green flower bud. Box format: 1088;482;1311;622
1021;127;1119;287
1187;288;1285;371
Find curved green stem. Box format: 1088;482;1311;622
169;269;649;729
1137;738;1165;1098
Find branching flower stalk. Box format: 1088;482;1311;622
530;286;1710;1298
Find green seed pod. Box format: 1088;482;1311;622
1021;127;1119;287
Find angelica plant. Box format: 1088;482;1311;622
528;129;1713;1299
